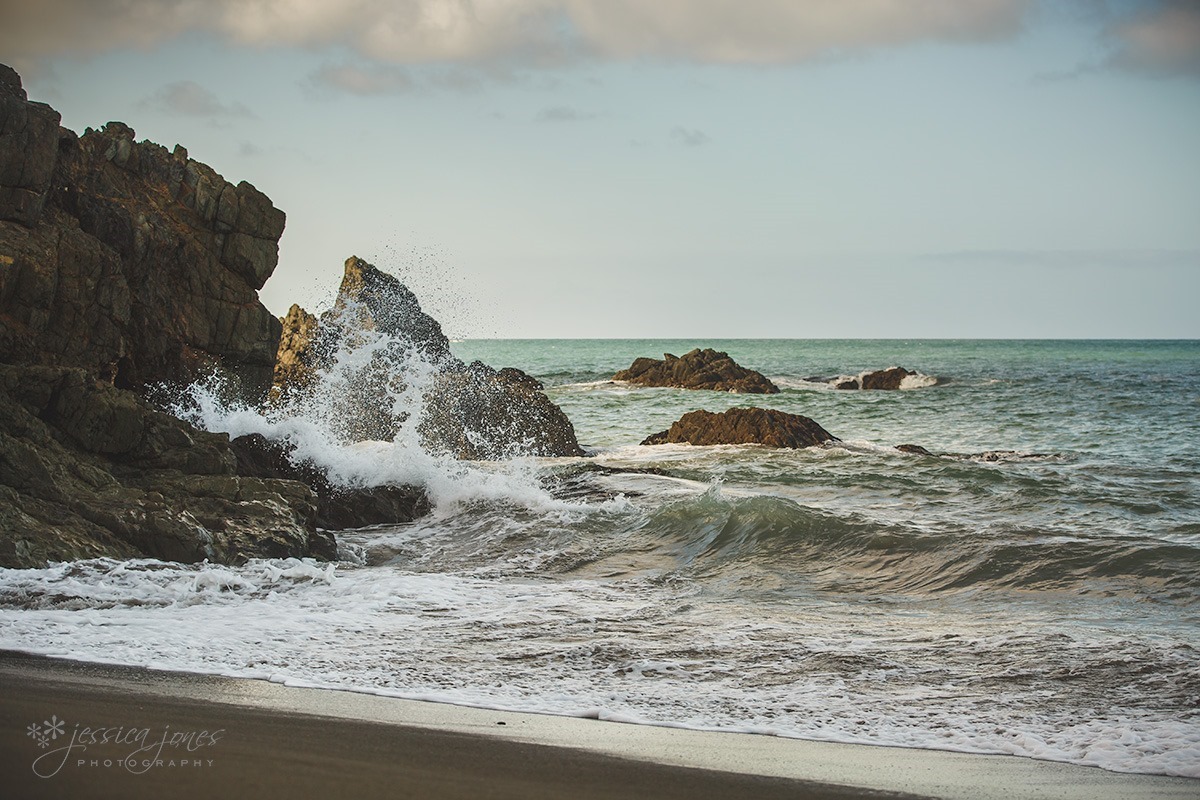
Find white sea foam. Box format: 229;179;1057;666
1;557;1197;778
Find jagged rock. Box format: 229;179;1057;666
271;257;583;458
0;365;334;569
0;64;61;226
229;433;431;530
0;64;284;401
420;362;585;460
331;255;453;363
614;349;779;393
836;367;919;391
642;407;838;449
271;304;320;402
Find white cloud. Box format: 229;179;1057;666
0;0;1031;72
1109;1;1200;76
138;81;255;118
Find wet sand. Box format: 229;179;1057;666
1;651;1195;800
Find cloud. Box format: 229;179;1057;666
1;0;1032;71
1107;1;1200;76
536;105;596;122
670;126;710;147
138;81;255;118
308;63;417;95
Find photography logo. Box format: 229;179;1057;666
25;714;223;778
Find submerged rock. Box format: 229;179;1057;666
0;65;284;402
642;407;838;449
230;433;431;530
614;349;779;394
0;366;334;569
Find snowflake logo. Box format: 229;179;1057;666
43;715;65;740
26;721;48;749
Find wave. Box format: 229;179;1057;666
620;487;1200;598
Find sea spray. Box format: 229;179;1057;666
172;300;571;514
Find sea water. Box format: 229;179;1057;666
2;339;1198;777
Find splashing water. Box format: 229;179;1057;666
170;303;582;516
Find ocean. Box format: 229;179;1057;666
2;339;1198;777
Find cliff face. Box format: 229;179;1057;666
0;65;283;401
0;65;337;568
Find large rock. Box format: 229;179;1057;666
0;365;336;569
0;65;284;402
642;407;838;449
420;362;585;460
230;433;431;529
615;349;779;394
272;257;584;458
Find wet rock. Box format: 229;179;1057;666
642;407;838;449
230;433;431;531
896;444;935;456
835;367;925;390
614;349;779;394
271;257;583;458
0;64;284;402
0;366;331;569
419;362;584;460
271;304;320;402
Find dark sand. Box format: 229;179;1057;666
2;651;1196;800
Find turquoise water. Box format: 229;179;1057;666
3;339;1198;776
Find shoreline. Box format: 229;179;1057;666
2;651;1196;800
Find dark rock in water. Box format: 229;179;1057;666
0;65;284;402
896;444;935;456
835;367;915;390
614;349;779;394
230;434;430;530
271;257;583;458
419;362;585;460
0;366;333;569
642;407;838;449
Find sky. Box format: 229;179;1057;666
3;0;1198;338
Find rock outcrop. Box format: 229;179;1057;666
642;407;838;449
1;65;284;402
272;256;583;458
835;367;927;391
614;349;779;394
420;362;585;460
0;365;336;569
230;434;431;529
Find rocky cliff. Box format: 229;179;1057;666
0;65;333;568
0;65;284;401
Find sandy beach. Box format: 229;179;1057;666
2;651;1195;800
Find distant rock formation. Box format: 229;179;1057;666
835;367;932;390
272;256;583;458
0;65;284;402
642;407;838;449
614;349;780;394
0;365;336;569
